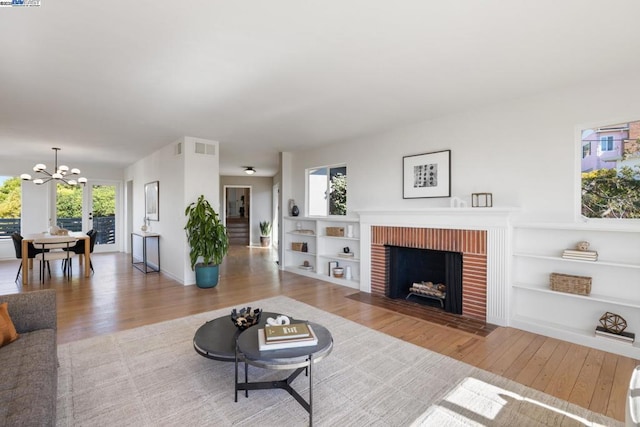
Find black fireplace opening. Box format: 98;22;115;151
385;245;463;314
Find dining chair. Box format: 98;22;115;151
11;232;49;283
63;229;97;273
33;236;78;283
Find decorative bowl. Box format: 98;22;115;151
230;307;261;331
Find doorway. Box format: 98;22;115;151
225;186;251;246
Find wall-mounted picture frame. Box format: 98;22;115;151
145;181;159;221
403;150;451;199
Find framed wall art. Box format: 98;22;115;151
145;181;159;221
403;150;451;199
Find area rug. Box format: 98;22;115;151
56;296;621;426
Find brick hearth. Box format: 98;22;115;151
370;226;487;321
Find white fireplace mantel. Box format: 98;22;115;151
357;208;519;326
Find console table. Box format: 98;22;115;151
131;231;160;273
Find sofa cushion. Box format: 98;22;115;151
0;328;57;426
0;302;19;347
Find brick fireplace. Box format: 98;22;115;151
370;226;487;320
358;209;513;326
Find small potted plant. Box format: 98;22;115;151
259;221;272;247
185;195;229;288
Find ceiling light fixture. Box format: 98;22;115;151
20;147;87;186
244;167;256;175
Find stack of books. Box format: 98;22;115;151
595;326;635;345
258;322;318;350
562;249;598;261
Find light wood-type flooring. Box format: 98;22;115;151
0;245;636;422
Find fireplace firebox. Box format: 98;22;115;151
386;245;463;314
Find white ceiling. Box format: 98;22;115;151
2;1;640;176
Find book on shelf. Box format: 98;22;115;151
562;249;598;261
338;252;355;258
264;322;312;341
258;325;318;350
594;326;635;343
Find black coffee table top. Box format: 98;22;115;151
193;311;290;362
237;322;333;368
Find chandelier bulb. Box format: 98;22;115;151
33;179;44;185
34;163;46;172
20;173;32;181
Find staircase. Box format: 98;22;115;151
226;217;249;246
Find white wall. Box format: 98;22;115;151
220;175;273;246
125;136;220;285
289;73;640;223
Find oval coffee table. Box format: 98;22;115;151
193;311;284;361
235;322;333;426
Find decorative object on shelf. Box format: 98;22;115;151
561;248;598;261
450;196;467;208
343;246;350;253
20;147;88;186
338;246;354;257
289;199;299;216
599;312;627;334
302;242;308;252
345;265;352;280
296;222;302;230
403;149;451;199
140;217;149;232
471;192;493;208
259;221;272;247
326;226;344;237
299;260;313;270
185;195;229;288
328;261;338;276
145;181;159;221
230;307;261;331
347;224;354;238
549;272;592;295
291;242;304;251
333;267;344;278
576;241;590;251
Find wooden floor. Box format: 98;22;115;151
0;245;636;422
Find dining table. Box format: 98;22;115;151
22;232;91;285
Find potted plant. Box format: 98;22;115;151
259;221;272;247
185;195;229;288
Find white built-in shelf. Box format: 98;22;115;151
320;235;359;241
511;314;640;358
285;249;316;257
286;231;316;237
513;283;640;309
318;254;360;263
513;252;640;269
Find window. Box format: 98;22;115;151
582;143;591;158
581;121;640;219
600;136;614;151
0;176;22;239
307;164;347;216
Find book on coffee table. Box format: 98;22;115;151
258;325;318;350
264;322;312;341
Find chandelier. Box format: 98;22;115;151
20;147;87;186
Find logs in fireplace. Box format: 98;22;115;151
385;245;463;314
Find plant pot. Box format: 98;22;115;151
195;263;220;288
260;236;271;247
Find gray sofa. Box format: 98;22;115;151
0;289;57;427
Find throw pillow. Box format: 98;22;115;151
0;302;20;347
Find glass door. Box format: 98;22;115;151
56;181;118;252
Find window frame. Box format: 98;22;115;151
305;163;347;217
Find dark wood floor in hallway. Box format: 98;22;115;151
0;245;636;422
